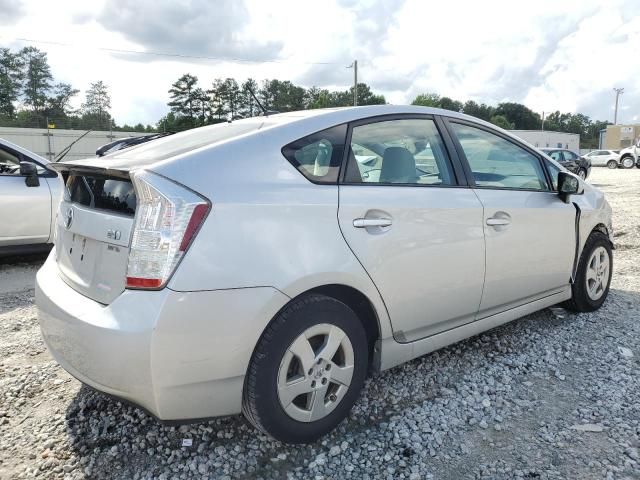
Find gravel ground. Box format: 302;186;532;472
1;168;639;480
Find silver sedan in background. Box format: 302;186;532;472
36;105;613;443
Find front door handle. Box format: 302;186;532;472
353;218;393;228
486;217;511;226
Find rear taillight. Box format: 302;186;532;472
126;170;210;289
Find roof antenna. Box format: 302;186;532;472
247;87;279;116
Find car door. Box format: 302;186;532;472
591;151;607;166
446;120;576;318
0;144;52;246
337;116;486;342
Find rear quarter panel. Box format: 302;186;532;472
151;128;394;341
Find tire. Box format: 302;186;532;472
577;168;587;180
563;232;612;312
607;160;618;169
242;293;368;443
621;156;634;169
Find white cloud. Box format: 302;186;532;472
2;0;639;125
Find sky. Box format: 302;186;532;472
1;0;639;126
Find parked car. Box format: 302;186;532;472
540;148;591;179
96;132;174;157
618;140;640;169
0;138;62;256
583;149;621;169
36;105;613;444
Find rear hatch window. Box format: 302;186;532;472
66;174;136;215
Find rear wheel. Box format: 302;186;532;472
621;156;634;169
577;168;587;180
564;232;612;312
607;160;618;169
242;294;368;443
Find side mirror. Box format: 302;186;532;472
558;171;583;203
20;162;40;187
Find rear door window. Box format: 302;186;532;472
343;118;455;185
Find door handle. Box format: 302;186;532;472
486;217;511;226
353;217;393;228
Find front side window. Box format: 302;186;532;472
344;118;455;185
282;124;347;184
545;160;561;191
546;150;563;162
451;123;548;191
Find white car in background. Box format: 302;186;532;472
618;141;640;169
0;138;62;256
583;150;620;169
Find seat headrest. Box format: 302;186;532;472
380;146;417;183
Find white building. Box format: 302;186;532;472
508;130;580;152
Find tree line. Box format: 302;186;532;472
159;73;386;131
411;93;608;148
0;45;609;148
0;46;155;132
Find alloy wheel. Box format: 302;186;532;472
277;324;354;422
585;246;610;301
622;157;634;168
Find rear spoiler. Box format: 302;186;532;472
48;162;133;180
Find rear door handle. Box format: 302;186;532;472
353;218;393;228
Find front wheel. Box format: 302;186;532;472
621;156;635;169
577;168;587;180
242;294;368;443
607;160;618;169
564;232;612;312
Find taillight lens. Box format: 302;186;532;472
126;170;210;289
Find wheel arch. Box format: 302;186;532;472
250;283;386;376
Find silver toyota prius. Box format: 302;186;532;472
36;105;613;443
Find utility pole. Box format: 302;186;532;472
541;111;545;131
613;87;624;124
347;60;358;106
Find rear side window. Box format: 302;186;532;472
281;124;347;184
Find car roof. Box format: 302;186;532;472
60;105;527;171
0;137;50;164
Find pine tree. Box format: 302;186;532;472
0;48;24;117
20;46;52;113
168;74;199;125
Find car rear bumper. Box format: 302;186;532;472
36;252;289;420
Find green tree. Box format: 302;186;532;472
82;80;112;129
47;83;79;119
411;93;441;107
352;83;385;106
20;46;52;113
240;78;259;117
168;74;199;125
0;48;24;117
490;115;515;130
438;97;463;112
494;102;540;130
462;100;494;121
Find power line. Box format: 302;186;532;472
5;37;344;66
